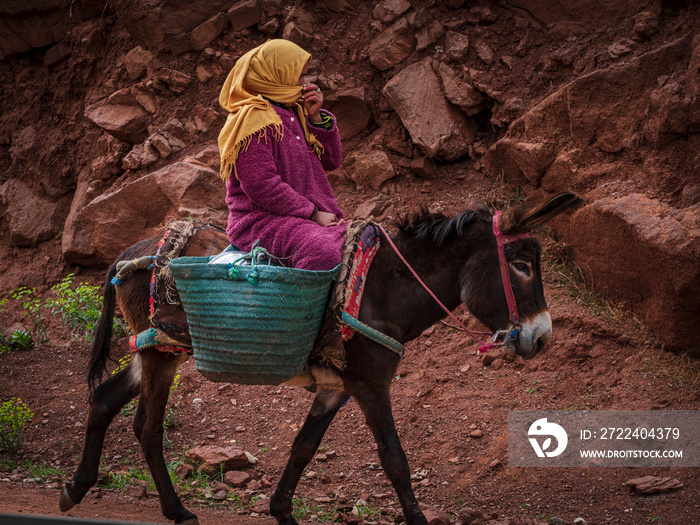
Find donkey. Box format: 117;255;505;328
60;192;582;524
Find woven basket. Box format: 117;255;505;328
169;255;338;385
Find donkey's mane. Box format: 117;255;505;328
395;205;490;247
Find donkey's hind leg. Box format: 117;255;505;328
270;387;348;525
136;348;196;524
60;356;142;511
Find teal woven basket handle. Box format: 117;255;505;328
226;243;278;285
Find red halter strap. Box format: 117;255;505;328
377;214;530;354
492;211;529;324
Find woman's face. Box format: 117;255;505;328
296;64;309;86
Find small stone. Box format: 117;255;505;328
175;463;193;479
573;518;588;525
196;65;213;83
489;459;502;469
418;502;450;525
316;453;328;462
212;489;227;500
460;365;471;373
470;429;483;438
625;476;683;494
259;18;280;36
224;470;251;488
126;485;147;498
548;518;564;525
211;481;228;493
474;39;494;65
247;479;262;491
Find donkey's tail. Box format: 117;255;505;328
87;262;119;395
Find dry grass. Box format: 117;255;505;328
483;171;526;210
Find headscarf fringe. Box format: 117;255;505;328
220;121;286;182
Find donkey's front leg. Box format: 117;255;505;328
137;349;196;524
271;388;348;525
350;382;428;525
60;360;141;512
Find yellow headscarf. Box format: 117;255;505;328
217;39;324;181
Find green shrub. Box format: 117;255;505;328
46;274;126;340
10;288;47;344
10;330;34;351
0;398;34;452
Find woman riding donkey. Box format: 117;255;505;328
219;38;347;271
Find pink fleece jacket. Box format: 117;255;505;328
225;106;347;271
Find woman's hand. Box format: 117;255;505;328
301;83;323;123
311;209;340;227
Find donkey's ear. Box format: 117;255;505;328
498;192;583;234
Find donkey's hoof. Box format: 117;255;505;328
59;486;77;512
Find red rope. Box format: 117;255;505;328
377;224;496;352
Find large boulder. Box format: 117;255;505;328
63;161;227;266
62;168;99;265
555;194;700;352
383;58;477;161
0;180;64;247
84;88;152;143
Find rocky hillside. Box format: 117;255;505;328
0;0;698;352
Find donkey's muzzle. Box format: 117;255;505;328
516;311;552;359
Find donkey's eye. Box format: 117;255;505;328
513;262;529;274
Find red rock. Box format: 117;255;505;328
418;502;450;525
0;180;63;248
63;161;227;266
383;58;477;161
185;445;250;471
347;150;395;190
625;476;683;494
225;470;250;487
373;0;410;24
556;193;700;351
368;17;414;71
227;0;262;32
122;46;152;80
84;89;151;143
190;12;227;51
